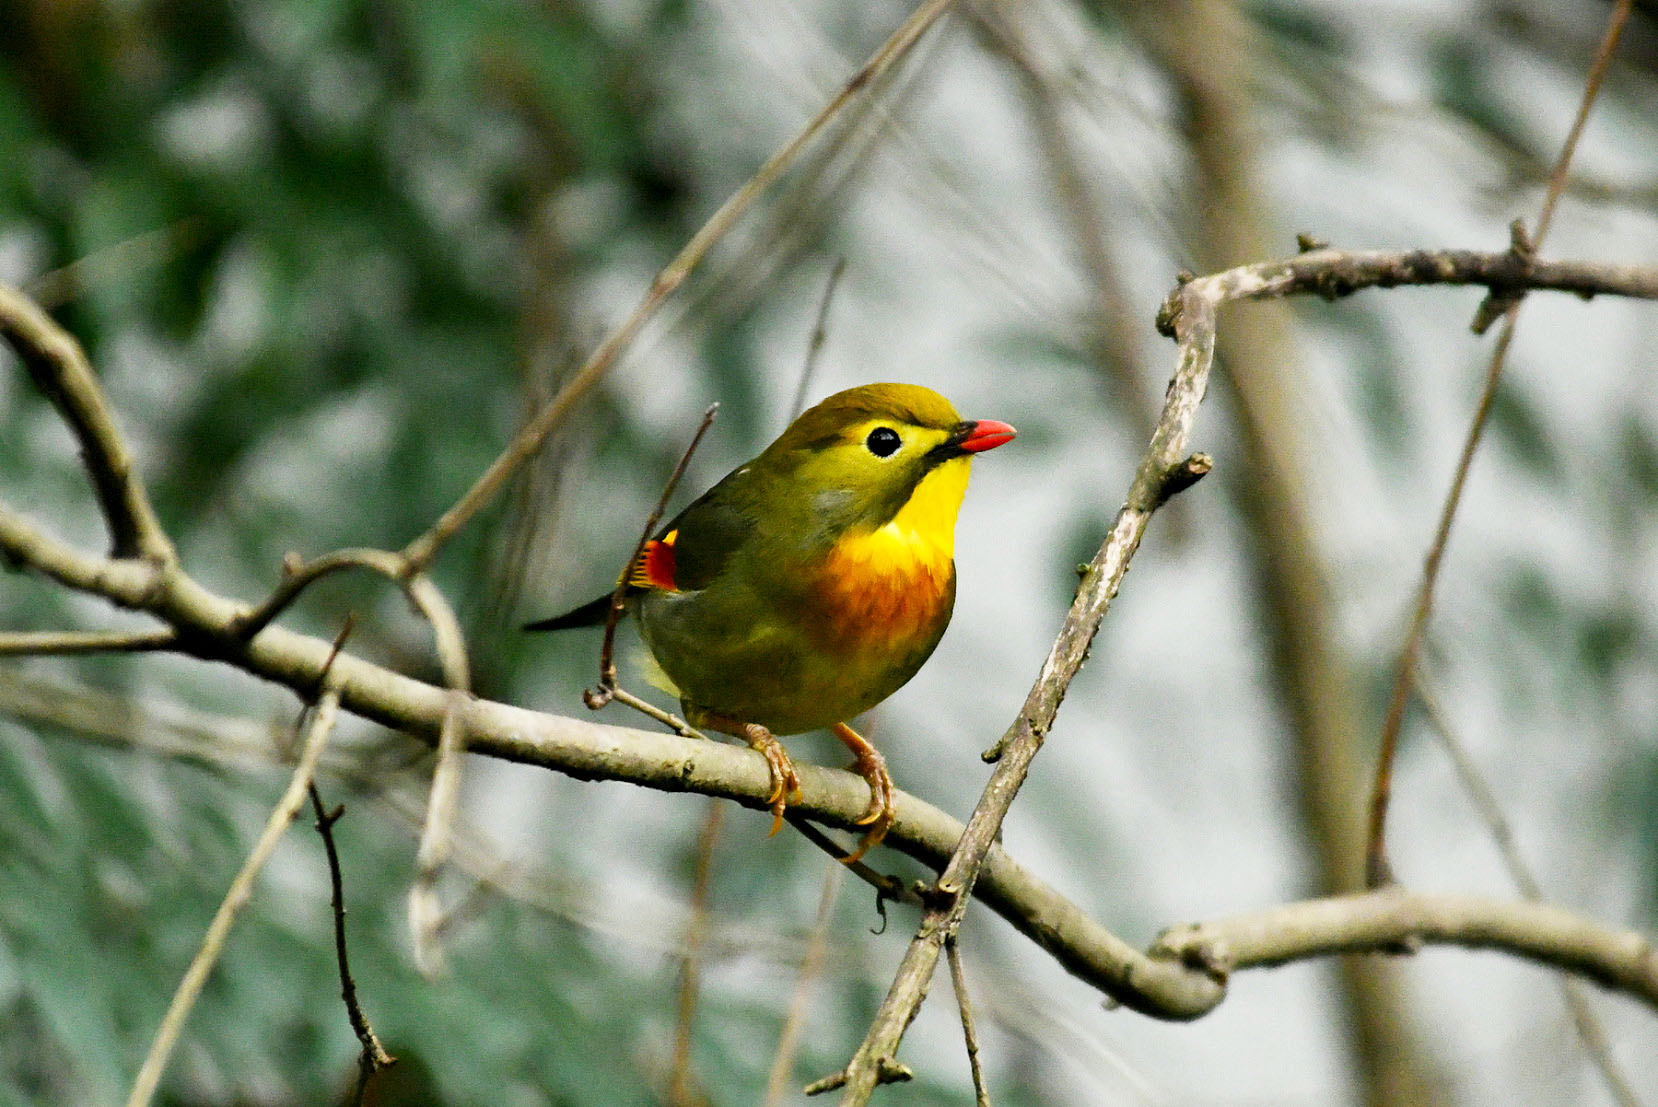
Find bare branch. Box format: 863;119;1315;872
945;936;990;1107
409;691;469;977
0;495;166;599
1415;668;1644;1107
669;800;724;1106
0;627;176;655
126;686;342;1107
1151;248;1658;326
231;547;407;640
766;861;844;1106
974;4;1161;440
828;221;1220;1102
1152;889;1658;1007
590;404;719;702
8;485;1657;1023
1365;0;1637;886
788;257;848;423
308;785;396;1103
0;283;174;563
1367;298;1518;887
396;0;958;574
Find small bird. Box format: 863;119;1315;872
527;383;1014;861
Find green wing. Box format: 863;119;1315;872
523;465;756;631
659;465;755;591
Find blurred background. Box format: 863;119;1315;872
2;0;1657;1103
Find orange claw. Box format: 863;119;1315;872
832;722;896;863
694;711;803;836
736;720;799;836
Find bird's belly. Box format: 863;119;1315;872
638;565;953;736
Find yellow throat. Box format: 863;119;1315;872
814;456;969;643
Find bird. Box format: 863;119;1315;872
526;383;1015;861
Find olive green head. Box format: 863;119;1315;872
754;383;1006;537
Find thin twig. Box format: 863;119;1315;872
788;258;848;422
308;783;396;1104
1364;0;1635;887
1366;298;1518;887
589;404;719;701
400;570;476;975
126;686;342;1107
1531;3;1633;247
24;218;206;310
825;241;1219;1104
946;934;990;1107
785;814;922;910
232;547;407;640
609;686;699;736
974;4;1158;442
231;543;480;976
397;0;957;574
409;692;469;977
765;861;845;1106
0;628;176;655
669;800;724;1106
1414;669;1643;1107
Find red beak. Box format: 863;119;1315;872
958;419;1017;454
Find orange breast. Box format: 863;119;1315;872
810;526;954;651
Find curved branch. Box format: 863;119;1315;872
1153;889;1658;1007
396;0;957;572
6;241;1658;1061
0;284;174;563
4;434;1657;1021
830;252;1220;1099
1156;246;1658;327
230;547;407;640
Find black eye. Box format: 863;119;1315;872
865;426;901;457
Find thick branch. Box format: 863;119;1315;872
7;238;1658;1080
1155;247;1658;327
5;424;1657;1027
1153;889;1658;1006
0;493;1216;1016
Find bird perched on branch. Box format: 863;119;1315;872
526;383;1014;861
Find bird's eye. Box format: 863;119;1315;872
865;426;902;458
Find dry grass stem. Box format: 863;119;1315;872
126;687;342;1107
1364;0;1637;886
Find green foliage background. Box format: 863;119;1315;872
3;1;1658;1104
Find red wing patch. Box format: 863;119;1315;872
628;529;679;591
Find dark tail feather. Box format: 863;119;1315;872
523;593;618;632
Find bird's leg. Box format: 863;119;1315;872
831;722;895;863
697;711;802;836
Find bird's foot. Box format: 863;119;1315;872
736;721;802;836
690;711;803;835
831;722;895;864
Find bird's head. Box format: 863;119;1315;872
758;383;1015;541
